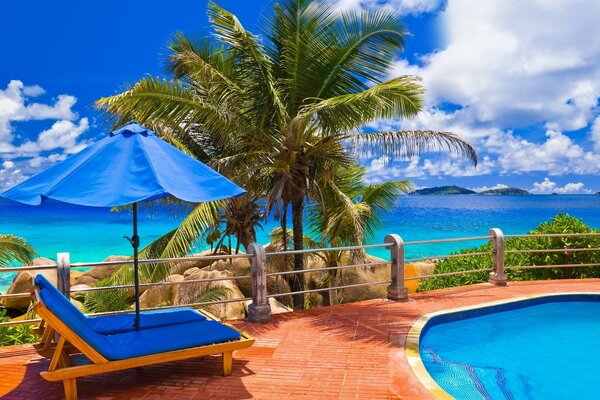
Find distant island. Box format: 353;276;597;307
410;185;531;195
411;185;476;195
480;187;531;195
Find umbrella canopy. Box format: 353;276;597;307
2;122;245;206
2;122;246;329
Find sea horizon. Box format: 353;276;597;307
1;194;599;292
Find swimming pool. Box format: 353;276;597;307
407;294;600;400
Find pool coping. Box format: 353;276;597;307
404;291;600;399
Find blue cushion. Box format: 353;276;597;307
87;308;206;334
100;320;242;360
35;275;88;324
35;274;206;334
39;288;110;353
40;288;242;361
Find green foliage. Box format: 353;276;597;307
193;285;232;316
420;213;600;292
0;310;38;346
83;278;132;313
96;0;476;272
0;234;37;267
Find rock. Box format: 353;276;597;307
70;284;91;292
244;297;292;315
139;268;247;320
167;249;235;276
74;256;130;287
70;270;83;282
176;269;246;320
294;254;434;306
2;258;57;309
139;274;184;308
2;257;99;309
205;257;251;276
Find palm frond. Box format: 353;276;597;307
267;0;337;113
83;278;131;313
208;1;287;128
95;76;238;136
316;9;408;98
0;234;36;267
349;130;478;165
294;76;424;133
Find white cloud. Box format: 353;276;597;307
21;85;45;97
27;153;68;169
0;80;91;188
401;1;600;131
592;116;600;152
362;0;600;183
0;80;88;153
2;160;14;169
0;163;27;189
531;178;592;194
488;128;600;175
0;81;77;135
17;118;90;154
334;0;443;15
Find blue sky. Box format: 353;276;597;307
1;0;599;194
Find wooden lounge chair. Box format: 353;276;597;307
32;275;214;355
31;278;254;400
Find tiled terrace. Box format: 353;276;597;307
1;279;599;400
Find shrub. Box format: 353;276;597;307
0;309;38;346
83;277;132;313
419;213;600;291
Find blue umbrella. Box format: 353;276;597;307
2;122;246;329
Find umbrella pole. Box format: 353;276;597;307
132;202;141;330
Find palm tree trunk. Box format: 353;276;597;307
328;268;339;306
291;195;305;310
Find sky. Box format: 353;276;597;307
0;0;599;194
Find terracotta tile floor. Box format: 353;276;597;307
1;279;599;399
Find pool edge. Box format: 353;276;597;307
404;291;600;400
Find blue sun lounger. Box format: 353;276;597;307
31;275;254;400
34;274;206;334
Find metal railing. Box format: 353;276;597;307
1;228;600;327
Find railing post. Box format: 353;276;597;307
56;252;71;298
385;234;408;301
488;228;507;286
248;243;271;323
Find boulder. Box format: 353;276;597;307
74;256;130;287
244;297;292;315
139;274;184;308
166;249;235;276
139;268;247;320
318;256;437;304
2;258;57;309
175;269;246;320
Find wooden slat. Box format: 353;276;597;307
30;283;255;393
42;337;254;381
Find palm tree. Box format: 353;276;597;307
96;0;477;309
0;234;36;267
309;166;410;305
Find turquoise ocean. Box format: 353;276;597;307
1;195;599;292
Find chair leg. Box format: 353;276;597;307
63;378;77;400
222;351;233;376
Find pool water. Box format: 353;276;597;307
420;295;600;399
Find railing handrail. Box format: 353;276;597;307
2;229;600;328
